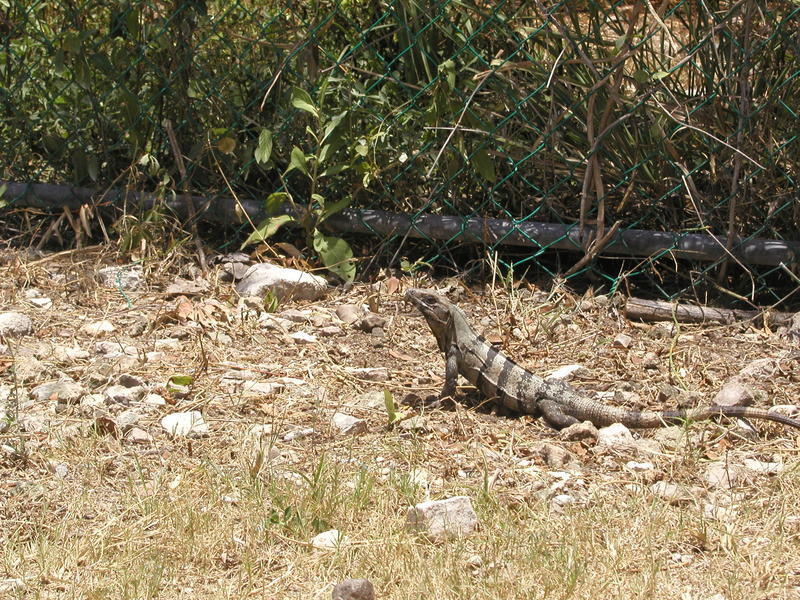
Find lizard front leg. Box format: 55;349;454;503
441;342;460;399
426;342;460;409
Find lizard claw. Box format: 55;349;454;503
424;395;456;410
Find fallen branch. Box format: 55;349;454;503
3;181;799;268
624;297;795;326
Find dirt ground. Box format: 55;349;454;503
1;247;800;599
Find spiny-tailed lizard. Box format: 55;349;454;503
406;288;800;430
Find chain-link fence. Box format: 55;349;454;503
1;1;798;304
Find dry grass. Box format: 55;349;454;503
1;247;800;599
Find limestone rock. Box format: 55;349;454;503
0;312;32;337
405;496;479;541
235;263;327;301
160;411;209;437
332;579;375;600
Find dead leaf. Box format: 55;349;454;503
385;276;400;294
218;137;237;154
389;348;414;362
275;242;303;258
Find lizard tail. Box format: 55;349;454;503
676;406;800;430
574;403;800;430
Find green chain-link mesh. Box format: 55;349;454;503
1;1;798;303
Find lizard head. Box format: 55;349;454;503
405;288;455;350
405;288;452;324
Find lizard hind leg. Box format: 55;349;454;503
538;400;580;430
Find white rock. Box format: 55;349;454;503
160;411;209;437
257;313;294;332
319;325;343;337
28;297;52;309
704;462;749;490
311;529;347;550
650;481;692;505
597;423;635;448
712;378;754;407
153;338;181;351
398;416;430;432
0;312;33;337
275;376;307;386
143;393;167;406
351;390;388;410
743;458;783;475
466;554;483;569
0;578;25;593
546;364;589;381
233;381;285;397
47;461;68;478
405;496;479;541
612;333;633;349
115;409;141;430
30;380;86;404
126;427;153;443
235;263;328;301
332;578;375;600
552;494;575;507
96;341;138;357
83;320;115;335
335;304;362;324
739;358;779;379
558;420;598;441
624;460;654;472
768;405;800;418
344;367;390;382
331;412;367;435
283;427;315;442
63;346;90;360
105;384;146;404
290;331;317;344
279;308;311;322
97;265;144;290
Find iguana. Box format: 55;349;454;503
406;288;800;430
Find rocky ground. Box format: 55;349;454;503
1;247;799;599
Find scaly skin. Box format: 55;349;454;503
406;288;800;431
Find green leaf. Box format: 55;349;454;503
322;110;348;142
471;147;496;182
262;290;279;313
169;375;193;386
633;69;649;84
319;196;351;222
54;48;65;75
319;163;349;178
87;155;99;182
286;146;308;176
439;59;456;90
384;390;397;424
264;191;290;215
241;215;295;248
291;87;319;119
0;183;7;210
255;129;273;164
651;70;670;81
312;230;356;282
